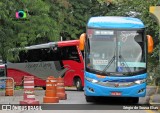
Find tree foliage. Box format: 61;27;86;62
0;0;160;70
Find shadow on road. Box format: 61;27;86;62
91;97;144;105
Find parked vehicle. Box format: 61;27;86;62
80;16;154;103
6;40;84;90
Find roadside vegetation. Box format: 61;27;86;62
0;0;159;85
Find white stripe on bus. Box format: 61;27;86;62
46;84;52;86
27;95;35;99
50;80;56;82
24;81;34;83
46;80;57;82
24;86;34;88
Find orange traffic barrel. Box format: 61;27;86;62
5;79;14;96
43;76;59;103
57;77;67;100
20;76;39;105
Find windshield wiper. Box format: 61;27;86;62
101;55;116;74
101;47;116;74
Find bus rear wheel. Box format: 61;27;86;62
75;78;83;91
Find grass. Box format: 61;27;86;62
14;86;23;90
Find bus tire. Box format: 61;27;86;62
85;95;94;102
75;78;83;91
133;97;139;104
128;97;139;104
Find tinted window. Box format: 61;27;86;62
16;48;61;63
9;46;80;63
61;46;80;63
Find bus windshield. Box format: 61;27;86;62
85;29;146;76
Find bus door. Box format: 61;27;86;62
60;46;84;90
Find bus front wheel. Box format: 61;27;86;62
85;95;94;102
75;78;83;91
132;97;139;104
128;97;139;104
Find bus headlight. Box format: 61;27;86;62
85;77;99;83
134;79;146;84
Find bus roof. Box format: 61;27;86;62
25;40;79;50
87;16;145;29
25;42;56;50
58;40;79;47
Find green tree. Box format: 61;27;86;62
13;0;59;45
1;0;159;66
0;0;17;62
48;0;111;40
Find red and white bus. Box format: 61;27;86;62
6;40;84;90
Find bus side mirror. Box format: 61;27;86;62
147;35;154;54
79;33;86;51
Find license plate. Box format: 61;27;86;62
111;92;121;96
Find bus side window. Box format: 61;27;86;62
19;51;28;63
41;48;61;61
48;47;64;70
18;49;42;63
26;49;40;62
61;46;81;63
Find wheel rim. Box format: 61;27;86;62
76;81;80;88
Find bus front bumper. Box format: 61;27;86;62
84;80;146;97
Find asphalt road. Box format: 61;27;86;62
0;86;158;113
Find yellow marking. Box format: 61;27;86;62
149;6;155;13
145;110;155;113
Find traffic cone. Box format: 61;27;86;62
57;77;67;100
43;76;59;103
20;76;39;105
5;79;14;96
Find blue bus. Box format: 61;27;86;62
79;16;153;103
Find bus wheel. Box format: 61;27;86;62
132;97;139;104
75;78;83;91
85;95;94;102
128;97;139;104
42;87;46;90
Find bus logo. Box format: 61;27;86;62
16;10;27;19
2;105;12;110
